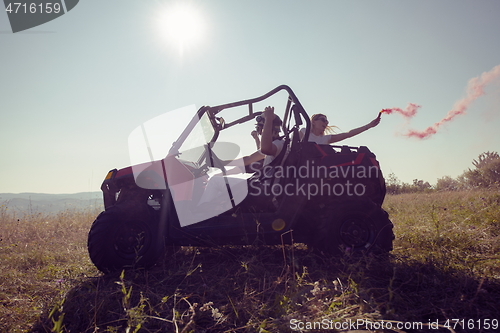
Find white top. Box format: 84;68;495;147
262;139;285;166
300;128;331;144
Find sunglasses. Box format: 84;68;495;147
315;117;328;123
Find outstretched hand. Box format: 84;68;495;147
263;106;275;120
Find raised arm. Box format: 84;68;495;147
328;116;380;144
260;106;278;156
251;130;261;149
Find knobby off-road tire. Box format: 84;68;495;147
312;199;394;255
87;205;164;273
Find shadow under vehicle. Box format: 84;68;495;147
87;85;394;273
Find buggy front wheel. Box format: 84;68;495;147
87;206;163;273
312;199;394;255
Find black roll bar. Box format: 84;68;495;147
168;85;311;156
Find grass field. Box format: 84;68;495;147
1;190;499;332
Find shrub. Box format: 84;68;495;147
461;151;500;188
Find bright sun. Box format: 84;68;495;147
158;3;205;55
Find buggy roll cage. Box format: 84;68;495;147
167;85;312;158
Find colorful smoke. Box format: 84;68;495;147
380;103;421;118
380;64;500;139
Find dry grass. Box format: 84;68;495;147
387;191;500;275
1;190;499;332
0;205;101;332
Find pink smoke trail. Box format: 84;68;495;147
380;64;500;139
380;103;421;118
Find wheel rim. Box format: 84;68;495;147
339;215;374;250
113;222;151;259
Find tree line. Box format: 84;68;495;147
386;151;500;194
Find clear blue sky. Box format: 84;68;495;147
1;0;499;194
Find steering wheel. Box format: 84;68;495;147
191;143;228;179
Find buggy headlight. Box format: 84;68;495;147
104;170;116;181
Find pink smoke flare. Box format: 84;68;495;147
380;64;500;139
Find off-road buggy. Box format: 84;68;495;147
87;85;394;273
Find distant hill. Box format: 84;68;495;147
0;192;103;214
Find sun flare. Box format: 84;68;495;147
158;3;205;55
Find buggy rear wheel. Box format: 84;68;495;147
87;205;163;273
312;199;394;255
